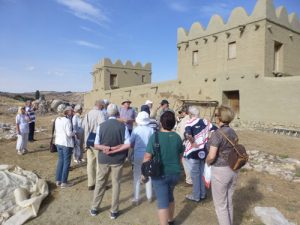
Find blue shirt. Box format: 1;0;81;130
130;125;154;159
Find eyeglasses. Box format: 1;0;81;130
214;113;220;117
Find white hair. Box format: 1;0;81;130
107;104;119;116
188;106;200;117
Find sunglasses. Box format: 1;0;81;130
214;113;220;117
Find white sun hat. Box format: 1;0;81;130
135;111;150;126
145;100;153;105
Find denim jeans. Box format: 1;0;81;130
187;158;206;200
56;145;73;183
152;174;180;209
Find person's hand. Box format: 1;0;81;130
103;146;110;154
141;175;149;184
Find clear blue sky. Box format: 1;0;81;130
0;0;299;92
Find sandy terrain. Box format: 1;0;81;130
1;98;300;225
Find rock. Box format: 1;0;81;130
7;107;18;114
254;206;296;225
50;99;63;111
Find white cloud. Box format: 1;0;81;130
74;40;103;49
57;0;109;26
199;3;232;17
25;66;36;71
169;2;188;12
80;25;93;32
165;0;189;12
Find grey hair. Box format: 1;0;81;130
188;106;200;117
107;104;119;116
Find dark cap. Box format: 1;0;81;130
160;99;169;105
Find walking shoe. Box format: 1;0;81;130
74;159;80;164
56;181;61;187
23;149;29;154
110;211;119;219
168;220;175;225
185;194;200;202
131;198;139;206
88;185;95;191
90;208;99;216
80;158;86;162
17;151;23;155
60;182;73;188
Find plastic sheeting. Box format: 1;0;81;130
0;165;49;225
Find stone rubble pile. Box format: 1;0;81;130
244;150;300;182
0;123;17;141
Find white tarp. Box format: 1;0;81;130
0;165;49;225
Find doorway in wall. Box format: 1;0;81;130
222;90;240;117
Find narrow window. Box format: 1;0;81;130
142;75;145;83
110;74;117;88
192;51;198;65
274;41;283;73
228;42;236;60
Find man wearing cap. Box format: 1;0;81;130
119;99;136;134
153;99;174;121
82;100;106;190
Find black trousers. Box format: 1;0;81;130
28;122;35;141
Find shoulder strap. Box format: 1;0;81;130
52;118;56;137
218;129;236;147
218;129;246;159
152;131;161;160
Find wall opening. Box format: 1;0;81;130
192;50;198;65
223;90;240;116
110;74;118;89
274;41;283;73
228;42;236;60
142;75;145;83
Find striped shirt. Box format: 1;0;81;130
25;106;36;123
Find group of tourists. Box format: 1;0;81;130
15;97;240;225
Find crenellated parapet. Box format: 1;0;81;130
178;0;300;43
93;58;151;71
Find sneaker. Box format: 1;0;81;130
88;185;95;191
17;151;23;155
23;149;28;154
168;221;175;225
90;208;99;216
60;182;73;188
131;198;139;206
74;159;80;164
110;211;119;219
147;197;153;203
56;181;61;187
185;194;200;202
80;158;86;162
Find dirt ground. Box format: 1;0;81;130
1;112;300;225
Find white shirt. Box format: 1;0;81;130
54;117;74;147
16;114;29;134
94;117;130;145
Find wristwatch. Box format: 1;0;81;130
109;146;111;151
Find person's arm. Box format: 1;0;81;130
65;119;74;137
105;127;131;154
16;115;20;134
206;146;218;165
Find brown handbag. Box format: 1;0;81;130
219;130;249;171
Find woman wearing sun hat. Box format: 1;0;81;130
130;111;154;204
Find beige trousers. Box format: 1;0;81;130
211;166;238;225
87;147;99;187
91;163;124;213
